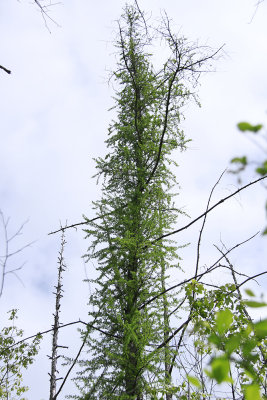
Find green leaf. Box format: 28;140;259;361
215;309;233;334
187;375;201;388
256;166;267;176
254;320;267;339
244;301;267;308
242;336;258;356
245;289;255;297
208;332;221;346
237;122;263;133
206;357;232;384
244;384;262;400
225;334;241;354
230;156;247;165
262;227;267;236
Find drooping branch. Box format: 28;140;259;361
33;0;61;31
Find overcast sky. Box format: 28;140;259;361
1;1;267;399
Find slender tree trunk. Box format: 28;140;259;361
49;229;67;400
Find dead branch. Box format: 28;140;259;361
0;65;11;74
194;170;226;278
48;175;267;240
49;227;67;400
33;0;61;32
140;232;258;310
0;210;33;298
53;330;89;400
153;174;267;244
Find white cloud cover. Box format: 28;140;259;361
0;0;267;398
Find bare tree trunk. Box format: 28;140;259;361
49;228;67;400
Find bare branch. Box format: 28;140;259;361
49;174;267;241
8;318;121;351
0;65;11;75
33;0;61;32
194;170;226;278
134;0;149;36
140;232;258;310
249;0;265;23
156;318;191;350
53;331;89;400
0;210;32;298
48;212;117;235
153;174;267;244
235;270;267;292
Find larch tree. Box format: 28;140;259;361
72;4;220;399
1;3;267;400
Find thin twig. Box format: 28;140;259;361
140;233;258;310
33;0;61;32
53;331;89;400
195;170;226;278
153;174;267;244
8;319;121;351
48;175;267;241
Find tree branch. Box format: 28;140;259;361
153;174;267;244
0;65;11;74
140;232;258;310
7;319;121;351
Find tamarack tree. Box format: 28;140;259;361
71;4;222;399
1;3;267;399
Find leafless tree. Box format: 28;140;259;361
0;209;33;298
49;226;68;400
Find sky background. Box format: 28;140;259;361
0;0;267;398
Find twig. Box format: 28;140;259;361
0;210;32;297
0;65;11;74
33;0;61;32
194;170;226;278
53;330;89;400
156;318;191;350
134;0;149;36
139;232;258;310
8;319;121;351
48;175;267;241
48;211;117;235
153;174;267;244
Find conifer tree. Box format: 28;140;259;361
74;4;218;399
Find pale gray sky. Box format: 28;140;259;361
0;1;267;398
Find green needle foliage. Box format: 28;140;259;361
73;4;218;400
